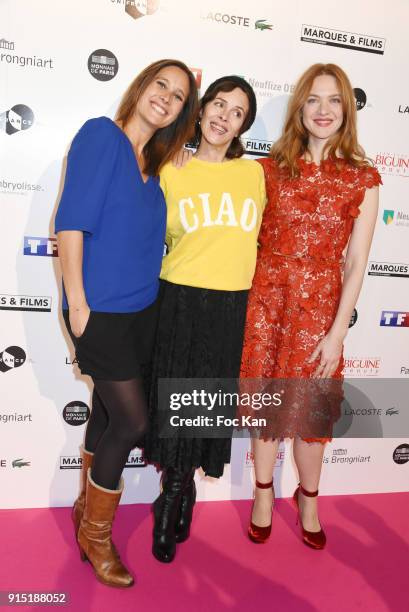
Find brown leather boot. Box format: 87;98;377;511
78;470;134;588
72;445;94;536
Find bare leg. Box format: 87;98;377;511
293;437;326;532
251;437;279;527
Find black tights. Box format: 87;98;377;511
84;378;148;490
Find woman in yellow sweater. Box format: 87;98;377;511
144;76;266;563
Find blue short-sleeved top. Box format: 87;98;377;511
55;117;166;313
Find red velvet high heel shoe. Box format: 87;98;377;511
293;483;326;550
248;479;274;543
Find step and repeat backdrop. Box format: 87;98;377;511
1;0;408;509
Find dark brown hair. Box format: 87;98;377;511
194;76;257;159
270;63;369;177
115;59;198;175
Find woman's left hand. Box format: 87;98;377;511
307;331;344;378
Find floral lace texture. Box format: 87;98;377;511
240;157;381;440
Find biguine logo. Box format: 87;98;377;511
244;138;272;157
349;308;358;328
393;443;409;465
398;104;408;115
343;357;381;377
24;237;58;257
63;401;90;426
383;210;394;225
353;88;367;111
0;412;32;423
300;24;385;54
368;261;409;278
380;311;409;327
0;104;34;135
0;346;26;373
375;153;409;177
0;294;52;312
245;448;284;467
255;19;272;31
88;49;119;81
125;0;160;19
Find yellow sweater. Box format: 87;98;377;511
159;157;266;291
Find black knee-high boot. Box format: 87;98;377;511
175;469;196;543
152;468;189;563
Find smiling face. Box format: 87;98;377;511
136;65;190;129
199;87;249;149
301;74;344;144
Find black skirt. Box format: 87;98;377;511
144;280;248;478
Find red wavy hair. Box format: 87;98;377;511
270;63;369;177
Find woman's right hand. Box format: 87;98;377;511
172;147;193;168
69;304;91;338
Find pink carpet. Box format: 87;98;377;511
1;493;408;612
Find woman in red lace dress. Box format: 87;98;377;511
241;64;381;549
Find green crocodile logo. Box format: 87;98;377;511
255;19;273;31
12;458;31;468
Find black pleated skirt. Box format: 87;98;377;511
144;280;249;478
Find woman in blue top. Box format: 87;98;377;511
55;59;198;588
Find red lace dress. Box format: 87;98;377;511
240;157;381;441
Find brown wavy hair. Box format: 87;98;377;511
270;63;369;177
115;59;198;175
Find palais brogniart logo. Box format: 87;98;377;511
0;346;26;373
125;0;160;19
88;49;119;82
0;104;34;135
300;24;385;55
0;38;54;70
353;88;367;111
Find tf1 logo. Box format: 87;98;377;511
24;237;58;257
380;311;409;327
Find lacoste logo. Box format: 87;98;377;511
385;407;399;415
12;458;31;468
255;19;273;31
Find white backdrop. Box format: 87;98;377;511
1;0;408;509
